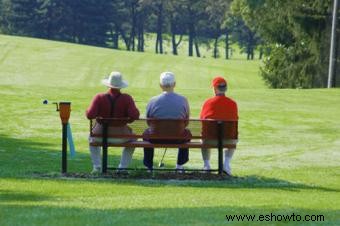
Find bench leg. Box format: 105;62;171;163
218;146;223;175
102;123;108;174
217;121;224;175
102;145;108;173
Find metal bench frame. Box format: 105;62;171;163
90;118;238;175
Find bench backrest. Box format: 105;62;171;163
91;118;238;140
201;120;238;140
147;119;187;137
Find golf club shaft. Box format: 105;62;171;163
159;148;167;166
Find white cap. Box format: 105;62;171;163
160;72;175;86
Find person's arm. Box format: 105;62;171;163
145;100;153;126
235;102;239;120
86;94;101;119
200;100;208;119
126;96;140;122
184;98;190;126
185;98;190;118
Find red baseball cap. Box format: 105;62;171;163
211;76;227;87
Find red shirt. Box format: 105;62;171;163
200;95;238;121
86;89;140;120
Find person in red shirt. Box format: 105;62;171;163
200;76;238;175
86;71;140;173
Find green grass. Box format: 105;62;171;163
0;34;339;225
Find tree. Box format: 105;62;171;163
107;0;129;49
182;0;207;57
205;0;231;59
66;0;110;46
0;0;10;33
232;0;335;88
167;0;186;55
34;0;73;40
143;0;166;54
6;0;41;36
136;1;151;52
154;0;165;54
108;0;140;51
0;0;3;32
231;17;261;60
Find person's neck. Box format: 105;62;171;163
215;92;225;96
109;88;121;94
162;88;174;93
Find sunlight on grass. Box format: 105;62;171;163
0;34;339;225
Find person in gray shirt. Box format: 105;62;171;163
144;72;191;171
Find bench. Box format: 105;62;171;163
89;118;238;174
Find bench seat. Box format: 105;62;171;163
90;140;237;149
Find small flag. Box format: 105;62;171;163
67;123;76;158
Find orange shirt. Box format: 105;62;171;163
200;95;238;121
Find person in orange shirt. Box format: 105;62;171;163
200;76;238;175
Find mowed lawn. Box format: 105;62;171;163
0;35;339;225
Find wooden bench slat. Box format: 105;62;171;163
90;140;238;149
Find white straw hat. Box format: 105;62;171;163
102;71;128;89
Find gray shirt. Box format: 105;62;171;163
146;92;190;119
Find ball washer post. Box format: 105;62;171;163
50;102;71;174
43;100;71;174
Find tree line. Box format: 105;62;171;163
0;0;261;60
0;0;339;88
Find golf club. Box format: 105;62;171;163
158;148;167;168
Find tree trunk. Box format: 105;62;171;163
170;16;176;55
156;36;159;53
247;46;254;60
188;23;194;57
45;4;52;39
213;37;218;58
248;32;254;60
259;47;263;60
138;28;144;52
225;31;229;59
172;33;178;55
137;14;144;52
155;3;163;54
195;39;200;57
130;2;137;51
170;18;182;55
116;24;130;50
172;34;182;55
110;28;119;49
247;46;250;60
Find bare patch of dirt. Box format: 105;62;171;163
34;171;232;180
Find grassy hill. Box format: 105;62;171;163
0;34;339;225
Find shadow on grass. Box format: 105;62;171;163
0;134;338;193
0;133;138;176
0;134;92;177
103;174;339;192
0;203;337;226
0;190;54;202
